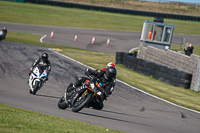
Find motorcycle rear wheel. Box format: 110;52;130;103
72;93;92;112
58;96;68;109
92;102;104;110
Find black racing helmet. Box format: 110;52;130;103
105;66;117;80
41;53;48;62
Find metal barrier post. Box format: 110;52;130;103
194;58;200;91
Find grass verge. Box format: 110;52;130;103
0;103;121;133
53;0;200;16
0;1;200;35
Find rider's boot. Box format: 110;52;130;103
44;77;48;83
27;71;32;83
67;84;76;93
66;84;76;99
65;84;77;107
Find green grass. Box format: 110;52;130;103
0;1;200;35
0;103;121;133
170;45;200;55
55;0;200;16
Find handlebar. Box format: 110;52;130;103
85;72;96;80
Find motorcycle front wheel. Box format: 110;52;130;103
58;96;68;109
72;93;92;112
32;81;39;95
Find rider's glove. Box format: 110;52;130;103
29;71;32;76
85;68;91;75
103;93;108;101
29;70;33;76
85;68;90;72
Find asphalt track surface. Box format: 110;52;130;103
1;22;200;133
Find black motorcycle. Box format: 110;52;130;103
58;73;105;112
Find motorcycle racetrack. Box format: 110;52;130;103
1;22;200;133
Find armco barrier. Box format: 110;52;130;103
116;52;192;89
24;0;200;21
116;52;124;65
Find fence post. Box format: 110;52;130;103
194;59;200;91
181;38;185;53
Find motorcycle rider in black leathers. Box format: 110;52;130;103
29;53;51;82
68;66;117;109
2;27;7;34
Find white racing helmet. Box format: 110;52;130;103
107;62;115;68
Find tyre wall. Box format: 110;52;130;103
137;46;200;91
24;0;200;21
116;52;192;89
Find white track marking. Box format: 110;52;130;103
40;34;47;43
129;47;138;53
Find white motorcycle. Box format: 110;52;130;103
0;30;6;41
28;65;47;95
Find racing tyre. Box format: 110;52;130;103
92;102;104;110
116;52;124;64
32;81;39;95
72;93;92;112
29;89;32;94
58;96;69;109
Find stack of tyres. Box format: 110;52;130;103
135;59;145;74
116;52;124;64
123;54;137;71
177;71;192;89
116;52;192;89
157;67;192;89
